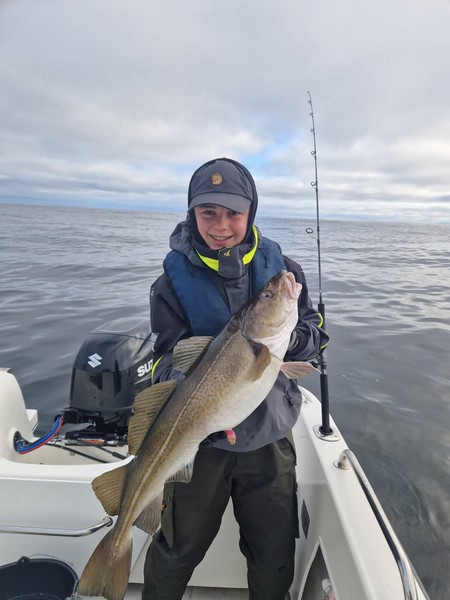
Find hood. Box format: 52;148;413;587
170;158;260;279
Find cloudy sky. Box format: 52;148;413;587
1;0;449;222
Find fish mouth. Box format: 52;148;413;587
284;271;301;300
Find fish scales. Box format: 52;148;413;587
76;270;318;600
116;328;270;532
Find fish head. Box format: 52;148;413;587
234;270;301;360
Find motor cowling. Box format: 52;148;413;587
65;316;153;441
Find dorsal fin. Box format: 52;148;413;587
128;380;177;455
92;463;130;516
172;336;213;374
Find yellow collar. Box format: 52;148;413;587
195;225;259;272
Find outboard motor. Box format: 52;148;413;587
63;316;153;443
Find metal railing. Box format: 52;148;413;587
335;449;418;600
0;516;113;537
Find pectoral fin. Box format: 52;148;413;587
247;340;272;381
280;361;319;379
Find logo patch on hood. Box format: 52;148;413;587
211;173;223;185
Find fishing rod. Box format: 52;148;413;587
306;91;332;436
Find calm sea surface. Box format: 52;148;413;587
1;203;449;599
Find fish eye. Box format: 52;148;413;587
259;290;273;300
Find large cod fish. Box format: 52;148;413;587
77;270;317;600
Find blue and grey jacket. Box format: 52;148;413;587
149;218;328;452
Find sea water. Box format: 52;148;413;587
0;203;449;599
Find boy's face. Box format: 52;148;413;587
193;204;250;250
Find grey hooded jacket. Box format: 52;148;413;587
149;218;328;452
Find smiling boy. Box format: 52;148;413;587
193;203;249;250
143;158;328;600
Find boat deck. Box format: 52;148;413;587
184;587;247;599
119;584;249;600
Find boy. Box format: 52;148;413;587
143;158;328;600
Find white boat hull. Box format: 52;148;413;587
0;369;429;599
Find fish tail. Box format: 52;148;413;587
77;529;132;600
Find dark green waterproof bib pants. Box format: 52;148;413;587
142;437;299;600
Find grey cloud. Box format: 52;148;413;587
1;0;449;222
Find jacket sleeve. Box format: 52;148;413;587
282;255;329;362
149;273;191;383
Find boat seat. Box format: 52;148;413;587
0;370;36;460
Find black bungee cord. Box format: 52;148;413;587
306;91;332;436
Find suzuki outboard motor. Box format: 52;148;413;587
64;316;153;443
